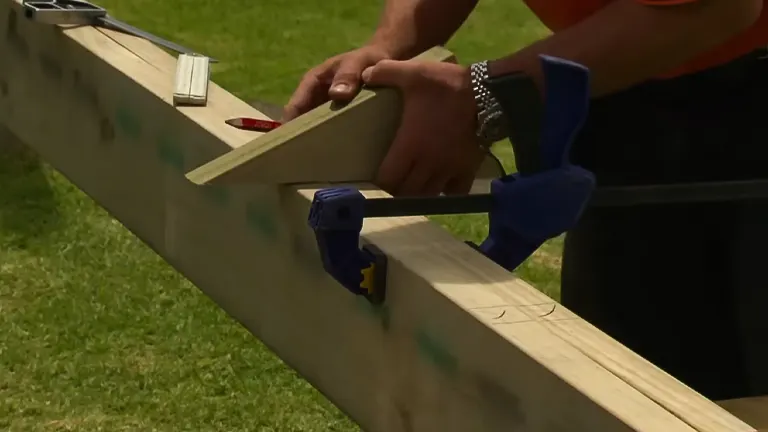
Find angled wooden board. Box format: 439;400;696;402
717;397;768;431
185;45;505;186
0;1;756;431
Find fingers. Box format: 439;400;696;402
420;173;451;196
284;52;386;121
283;66;332;121
443;148;484;195
376;112;449;196
444;174;475;195
328;56;370;101
362;60;418;90
378;157;451;196
397;166;433;196
376;146;414;195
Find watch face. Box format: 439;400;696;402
480;110;508;142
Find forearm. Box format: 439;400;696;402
487;0;762;97
368;0;479;60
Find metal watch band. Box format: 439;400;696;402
470;60;497;114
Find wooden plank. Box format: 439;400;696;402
717;397;768;431
247;98;285;121
0;1;755;431
185;46;505;186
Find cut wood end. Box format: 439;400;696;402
186;165;216;185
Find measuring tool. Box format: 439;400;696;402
22;0;218;62
173;53;211;106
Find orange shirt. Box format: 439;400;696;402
523;0;768;78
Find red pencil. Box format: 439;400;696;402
225;117;282;132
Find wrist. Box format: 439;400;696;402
366;34;420;61
469;60;510;147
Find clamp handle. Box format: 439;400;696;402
307;55;594;303
308;188;388;304
474;54;595;271
477;166;594;271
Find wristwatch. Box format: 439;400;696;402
469;61;545;175
469;60;509;148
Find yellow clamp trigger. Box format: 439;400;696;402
360;264;375;294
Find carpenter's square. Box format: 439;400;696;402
22;0;218;62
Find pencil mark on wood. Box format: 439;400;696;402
539;304;556;318
490;317;578;327
469;302;555;310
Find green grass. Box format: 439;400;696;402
0;1;558;430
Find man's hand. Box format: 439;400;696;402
282;46;393;121
361;60;484;196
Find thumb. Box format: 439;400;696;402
328;58;368;100
361;60;415;89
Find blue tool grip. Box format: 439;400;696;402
478;166;595;271
538;55;592;171
475;54;594;271
308;188;387;303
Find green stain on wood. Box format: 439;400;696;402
114;104;142;140
156;135;185;172
202;185;230;207
356;297;390;331
245;201;277;240
416;328;458;375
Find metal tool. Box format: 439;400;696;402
22;0;218;62
308;55;595;305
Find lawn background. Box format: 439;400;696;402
0;1;560;430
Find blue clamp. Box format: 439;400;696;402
307;189;388;304
307;55;594;305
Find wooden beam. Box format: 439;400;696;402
0;1;756;430
185;46;505;186
717;397;768;431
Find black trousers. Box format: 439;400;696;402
562;49;768;401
